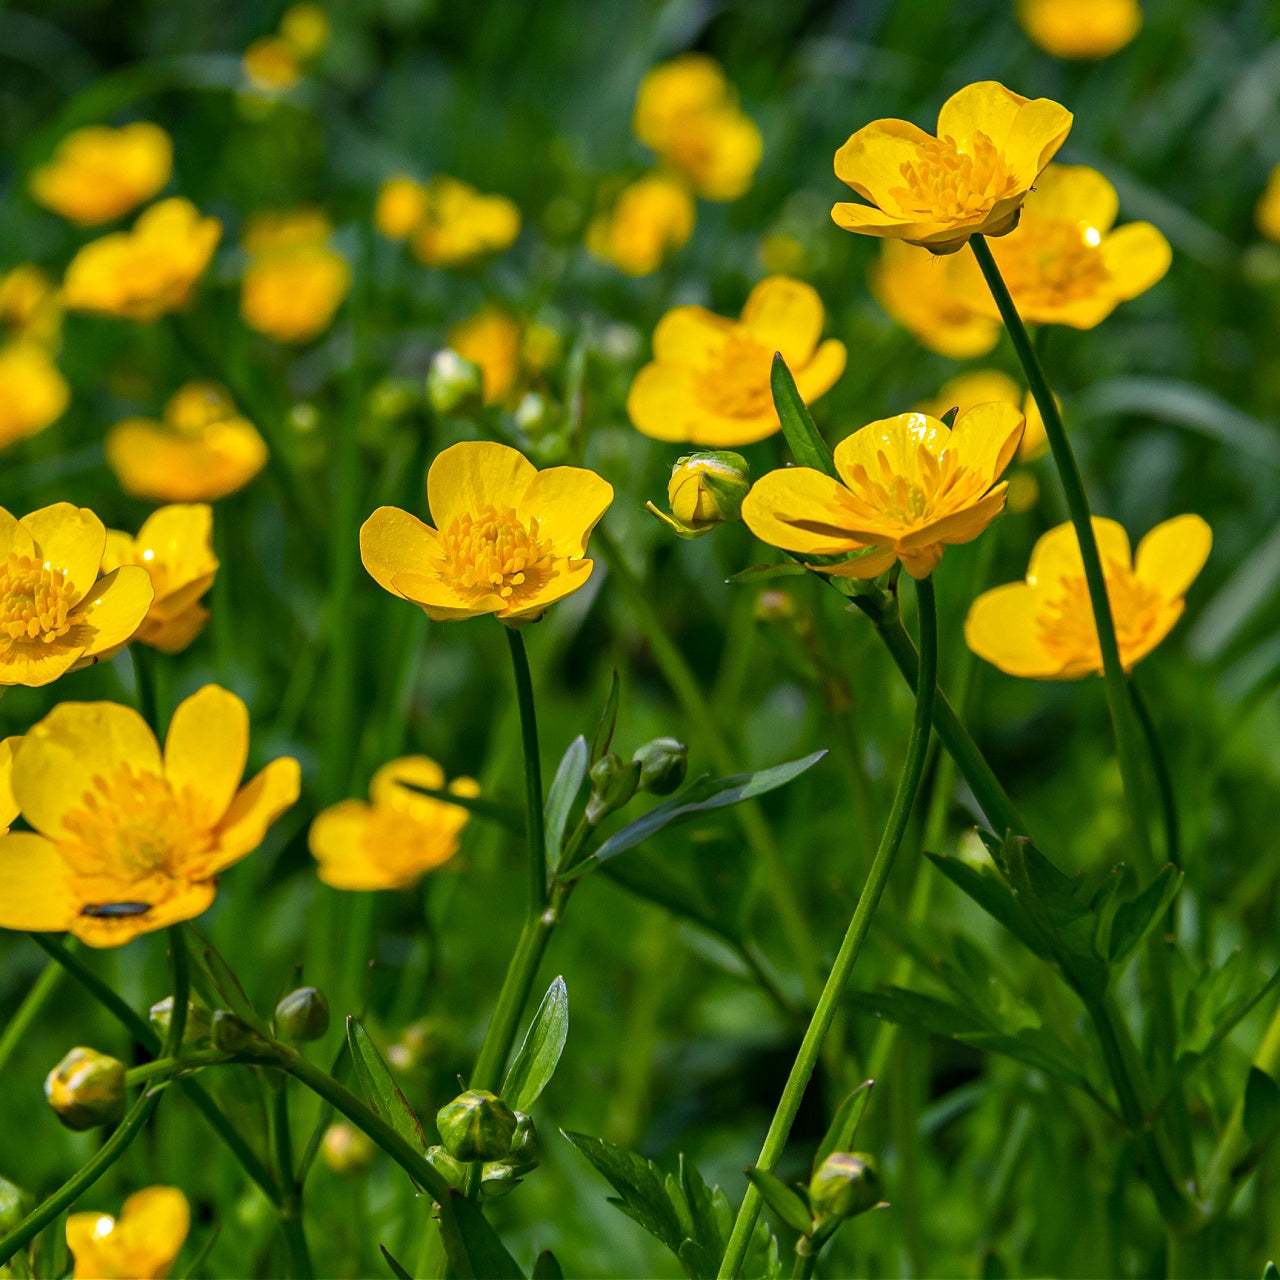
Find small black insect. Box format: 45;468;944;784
80;902;152;919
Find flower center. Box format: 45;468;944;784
439;504;555;603
0;552;74;650
1038;560;1165;669
889;132;1019;225
839;442;990;534
696;332;773;418
995;220;1109;305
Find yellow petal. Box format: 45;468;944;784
0;644;82;688
66;1212;115;1273
309;800;388;890
948;401;1026;482
1027;517;1130;587
142;604;211;653
74;566;155;658
816;545;899;579
1002;97;1075;188
135;503;217;574
501;559;595;622
740;276;825;366
0;508;38;560
13;702;160;838
651;306;731;366
833;119;936;207
164;685;249;828
117;1186;190;1267
0;833;78;930
1031;164;1119;232
370;756;445;809
71;881;217;948
516;466;613;557
626;362;707;442
0;736;19;829
965;582;1066;678
1101;221;1172;301
792;338;847;406
205;757;301;874
20;503;105;605
832;413;949;489
1134;514;1212;600
388;571;501;621
426;441;535;530
360;506;440;600
741;469;866;555
830;201;923;238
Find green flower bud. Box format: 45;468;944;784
436;1089;518;1162
585;752;641;825
44;1047;126;1131
808;1151;883;1222
211;1010;268;1054
479;1162;524;1197
426;348;484;415
514;391;554;437
149;996;213;1045
320;1123;376;1175
275;987;331;1042
0;1175;28;1233
646;451;750;539
631;737;688;795
424;1144;467;1186
509;1111;542;1168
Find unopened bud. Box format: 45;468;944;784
479;1162;523;1197
808;1151;883;1222
320;1123;375;1174
631;737;687;795
514;391;554;437
647;451;750;539
508;1111;542;1167
585;752;641;825
0;1175;27;1233
424;1144;466;1186
436;1089;517;1162
45;1047;126;1131
212;1010;267;1054
426;349;484;415
149;997;214;1045
275;987;330;1042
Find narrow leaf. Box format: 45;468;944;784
923;852;1050;963
187;928;268;1033
591;670;621;765
347;1017;429;1157
771;354;836;477
1106;864;1183;969
1244;1067;1280;1146
745;1167;812;1235
1261;1262;1279;1280
438;1190;525;1280
815;1080;874;1169
724;562;810;584
379;1243;414;1280
502;976;569;1112
532;1251;564;1280
545;738;588;869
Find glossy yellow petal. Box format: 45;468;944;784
999;97;1075;188
388;571;503;620
359;506;441;600
1027;517;1130;587
832;413;949;489
1031;164;1118;232
740;276;825;366
626;362;707;443
830;201;925;239
205;757;301;874
936;81;1032;151
0;644;83;688
948;401;1026;482
741;469;866;555
164;685;249;828
426;441;535;530
142;603;210;653
0;736;19;829
0;508;37;559
13;701;160;838
1018;0;1142;59
1134;514;1212;600
816;545;899;579
833;119;937;208
965;581;1064;677
309;800;386;890
501;559;595;622
75;566;155;658
516;466;614;557
135;503;216;573
0;833;78;930
651;306;732;366
116;1186;191;1267
792;338;847;406
71;880;217;948
1100;221;1171;300
917;370;1022;421
897;486;1009;550
20;503;105;605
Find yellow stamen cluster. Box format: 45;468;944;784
991;220;1109;304
842;444;989;532
440;505;554;602
0;553;73;647
696;334;772;417
889;132;1018;225
1038;560;1164;668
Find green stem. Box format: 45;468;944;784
791;1241;817;1280
1130;678;1181;866
717;575;939;1279
0;957;63;1075
505;626;548;912
0;930;189;1266
272;1082;314;1279
125;1049;231;1085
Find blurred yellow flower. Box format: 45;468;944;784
586;172;696;276
916;369;1048;461
102;505;219;653
309;756;478;890
633;55;763;201
29;123;172;227
66;1186;190;1280
0;503;153;688
949;164;1171;328
280;3;330;58
1256;164;1280;243
243;36;303;92
360;440;613;623
832;81;1073;253
375;175;430;240
410;176;520;267
106;382;269;502
240;208;350;343
965;514;1211;678
0;684;300;947
1018;0;1142;59
0;343;69;450
446;307;524;406
742;403;1024;579
869;240;1000;358
1;265;62;347
62;198;222;322
627;275;846;446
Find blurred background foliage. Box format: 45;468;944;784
3;0;1280;1276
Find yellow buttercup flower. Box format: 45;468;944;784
742;403;1024;580
102;506;219;653
633;55;763;201
1;265;62;347
627;275;846;446
29;123;172;227
0;343;69;451
240;208;350;343
832;81;1073;253
360;440;613;624
66;1187;189;1279
0;503;153;688
309;756;478;890
409;177;521;268
916;369;1048;461
0;685;300;947
1018;0;1142;59
949;164;1171;328
375;175;430;240
106;382;269;502
62;198;222;322
446;307;524;406
280;3;330;59
243;36;303;92
965;515;1211;678
869;240;1000;358
586;172;696;276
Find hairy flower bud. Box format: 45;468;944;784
426;348;484;416
631;737;688;795
45;1047;126;1131
508;1111;542;1167
275;987;330;1042
320;1123;375;1174
808;1151;884;1222
436;1089;517;1162
149;997;214;1045
424;1144;467;1186
585;752;642;825
647;451;750;539
0;1175;27;1233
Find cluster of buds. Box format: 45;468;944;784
587;736;688;826
647;451;750;539
427;1089;543;1197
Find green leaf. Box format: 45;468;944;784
591;670;621;765
678;1155;732;1261
1244;1067;1280;1146
745;1167;811;1236
186;927;269;1034
545;738;588;870
1105;864;1182;969
502;976;569;1112
845;988;975;1038
379;1243;414;1279
591;752;827;865
177;1224;221;1280
724;562;810;584
771;354;836;477
438;1190;525;1280
1261;1262;1279;1280
346;1017;429;1158
815;1080;875;1169
532;1251;564;1280
924;851;1050;964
